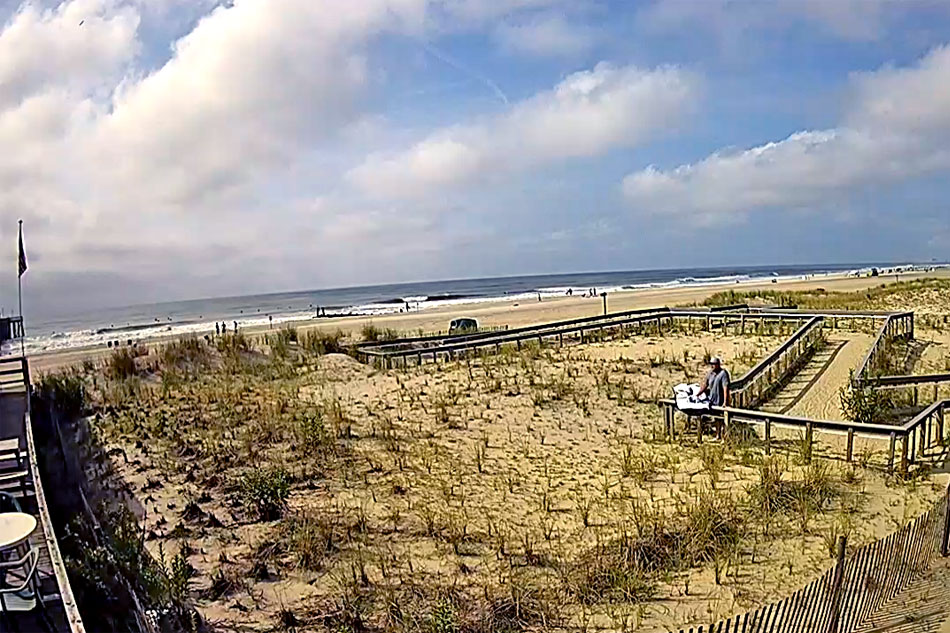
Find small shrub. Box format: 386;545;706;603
160;336;210;368
107;347;139;380
240;467;291;521
361;323;399;342
301;330;345;355
217;332;251;355
281;511;346;570
296;410;330;453
36;370;87;417
840;384;894;425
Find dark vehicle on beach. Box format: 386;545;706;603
449;318;478;334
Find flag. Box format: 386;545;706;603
17;221;27;278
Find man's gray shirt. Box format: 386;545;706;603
706;369;731;406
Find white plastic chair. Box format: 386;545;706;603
0;546;44;622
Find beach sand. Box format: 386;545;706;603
28;268;950;375
62;273;950;632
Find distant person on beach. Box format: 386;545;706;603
269;315;273;328
537;292;542;302
215;322;220;336
698;357;730;407
221;322;227;334
233;321;238;333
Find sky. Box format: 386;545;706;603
2;0;950;317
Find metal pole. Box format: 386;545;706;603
17;220;24;358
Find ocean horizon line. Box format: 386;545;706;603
8;261;945;356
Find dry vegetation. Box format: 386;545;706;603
36;283;950;633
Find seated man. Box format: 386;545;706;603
698;356;730;408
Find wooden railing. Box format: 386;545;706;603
0;315;24;344
660;398;949;475
0;355;29;391
1;357;85;632
356;306;673;354
851;312;915;387
358;308;676;366
670;486;949;633
729;316;825;409
358;308;851;367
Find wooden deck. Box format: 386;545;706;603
0;357;83;632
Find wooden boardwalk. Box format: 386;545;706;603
0;357;83;631
761;333;873;419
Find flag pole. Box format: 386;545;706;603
17;220;24;358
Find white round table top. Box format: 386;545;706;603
0;513;36;550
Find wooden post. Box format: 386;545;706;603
697;415;703;444
827;535;848;633
723;410;731;439
942;483;950;557
900;436;909;476
939;404;945;447
888;432;896;473
925;414;931;450
765;418;771;455
558;332;563;347
805;422;813;463
914;386;919;406
846;428;854;463
910;427;916;464
740;315;745;334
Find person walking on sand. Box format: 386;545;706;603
215;322;220;336
698;357;730;407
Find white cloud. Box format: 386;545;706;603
622;45;950;223
92;0;428;207
0;0;432;272
348;62;698;198
0;0;139;107
494;12;594;57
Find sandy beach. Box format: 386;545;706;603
27;268;950;375
54;273;950;632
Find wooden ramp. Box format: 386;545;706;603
760;333;874;420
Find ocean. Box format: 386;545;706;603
7;263;936;355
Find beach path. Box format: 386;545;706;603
760;333;873;420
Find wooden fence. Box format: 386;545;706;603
851;312;915;387
661;398;949;475
671;486;950;633
358;307;873;368
729;316;826;409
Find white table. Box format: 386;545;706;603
0;513;36;551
